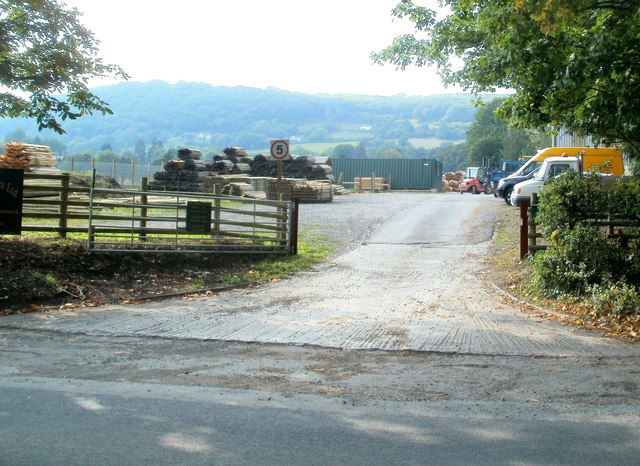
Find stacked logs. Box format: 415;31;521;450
0;142;57;172
149;147;334;194
441;171;465;192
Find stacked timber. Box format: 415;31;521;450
148;158;202;192
291;180;333;202
354;177;388;191
148;147;336;201
222;182;265;199
266;178;297;200
178;147;202;160
441;171;465;192
0;142;58;173
202;174;251;194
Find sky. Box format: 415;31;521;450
63;0;460;96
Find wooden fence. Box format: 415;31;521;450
519;194;638;259
20;173;298;254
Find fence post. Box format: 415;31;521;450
519;198;529;260
140;177;148;240
58;173;70;238
528;193;539;255
213;185;221;234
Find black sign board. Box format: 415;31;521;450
186;201;212;233
0;168;24;235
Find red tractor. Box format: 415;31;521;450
459;166;492;195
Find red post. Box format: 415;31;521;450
520;199;529;260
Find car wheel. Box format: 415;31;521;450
507;187;517;206
504;187;513;205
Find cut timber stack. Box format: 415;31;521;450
0;142;58;173
441;171;465;192
354;177;388;191
266;178;297;201
222;182;265;199
291;180;333;202
202;174;250;194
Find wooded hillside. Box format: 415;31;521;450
0;80;496;155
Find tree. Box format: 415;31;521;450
465;97;541;166
379;148;404;159
134;140;147;161
0;0;127;134
466;136;502;168
372;0;640;158
331;144;357;159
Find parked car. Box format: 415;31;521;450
496;170;537;205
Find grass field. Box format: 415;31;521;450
408;137;465;149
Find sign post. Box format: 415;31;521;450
0;168;24;235
270;139;290;199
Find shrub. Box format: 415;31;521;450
535;170;606;234
530;225;629;297
588;282;640;318
531;173;640;303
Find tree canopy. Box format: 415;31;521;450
373;0;640;157
0;0;127;133
464;97;541;167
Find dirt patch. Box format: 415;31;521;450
0;236;257;314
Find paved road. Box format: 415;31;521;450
2;377;640;465
2;193;638;358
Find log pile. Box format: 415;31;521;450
0;142;58;172
266;178;297;201
266;179;333;202
291;180;333;202
441;171;465;192
202;174;251;194
148;158;202;192
222;182;265;199
149;147;336;200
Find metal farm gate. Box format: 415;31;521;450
87;188;297;254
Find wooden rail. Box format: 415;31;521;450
519;193;639;259
20;173;297;254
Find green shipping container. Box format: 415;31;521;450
331;158;442;190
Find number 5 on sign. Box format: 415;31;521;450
270;139;290;160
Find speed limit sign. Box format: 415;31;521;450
270;139;290;160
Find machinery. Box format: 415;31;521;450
459;166;492;194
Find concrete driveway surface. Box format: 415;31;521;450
3;193;638;359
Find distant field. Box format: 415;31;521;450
252;137;463;157
408;137;464;149
253;142;351;156
291;141;362;155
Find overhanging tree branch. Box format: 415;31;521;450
0;0;128;134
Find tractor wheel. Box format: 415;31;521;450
470;185;478;194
